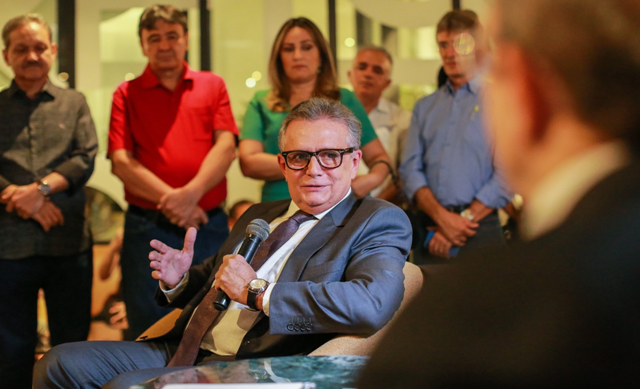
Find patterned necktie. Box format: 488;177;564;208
249;210;316;271
167;209;315;367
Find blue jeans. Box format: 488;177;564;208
120;206;229;339
34;340;173;389
0;251;93;389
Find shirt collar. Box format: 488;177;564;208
522;140;630;240
444;73;482;96
139;61;193;89
285;188;353;221
8;78;55;99
373;98;391;115
40;79;58;97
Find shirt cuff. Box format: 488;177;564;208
401;173;428;203
261;282;276;317
0;176;12;192
160;272;189;303
53;162;85;193
475;188;511;210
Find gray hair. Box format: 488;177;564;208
495;0;640;142
357;45;394;66
278;98;362;152
2;14;52;49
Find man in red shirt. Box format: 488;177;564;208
108;5;237;339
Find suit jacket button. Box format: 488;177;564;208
287;324;295;331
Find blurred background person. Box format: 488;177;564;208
0;14;97;388
400;10;511;264
107;5;237;339
348;46;411;202
437;66;448;88
226;199;253;230
92;228;130;338
361;0;640;386
239;17;392;202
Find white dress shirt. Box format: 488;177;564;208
162;190;352;356
357;98;411;196
522;141;629;240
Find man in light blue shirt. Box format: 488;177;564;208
400;10;511;263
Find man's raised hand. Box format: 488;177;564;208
149;227;197;289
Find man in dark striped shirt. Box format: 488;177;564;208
0;13;98;389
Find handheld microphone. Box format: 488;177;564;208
213;218;270;311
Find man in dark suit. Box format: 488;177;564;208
360;0;640;387
35;98;411;389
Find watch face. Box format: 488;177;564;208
249;279;268;290
38;182;51;196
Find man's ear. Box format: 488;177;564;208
139;39;147;56
350;149;362;179
277;154;288;181
50;43;58;58
2;49;8;66
509;46;552;144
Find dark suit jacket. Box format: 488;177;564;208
360;161;640;388
146;193;411;359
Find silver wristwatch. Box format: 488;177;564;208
37;180;51;197
247;278;269;311
460;209;474;221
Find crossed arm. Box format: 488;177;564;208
0;98;97;231
0;173;68;231
110;130;236;229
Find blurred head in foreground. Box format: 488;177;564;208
359;1;640;388
486;0;640;196
227;200;253;230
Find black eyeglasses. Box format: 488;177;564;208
281;148;355;170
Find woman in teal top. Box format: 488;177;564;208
239;17;391;202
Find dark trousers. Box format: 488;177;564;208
34;340;228;389
410;210;505;265
0;251;93;389
120;206;229;339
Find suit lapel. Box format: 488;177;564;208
278;193;358;282
230;200;291;246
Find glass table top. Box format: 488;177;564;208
131;355;368;389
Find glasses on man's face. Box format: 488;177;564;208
281;148;355;170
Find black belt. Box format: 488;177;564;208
445;206;499;219
445;205;470;214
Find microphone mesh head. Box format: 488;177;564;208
246;219;270;241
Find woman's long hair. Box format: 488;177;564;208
267;17;340;112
